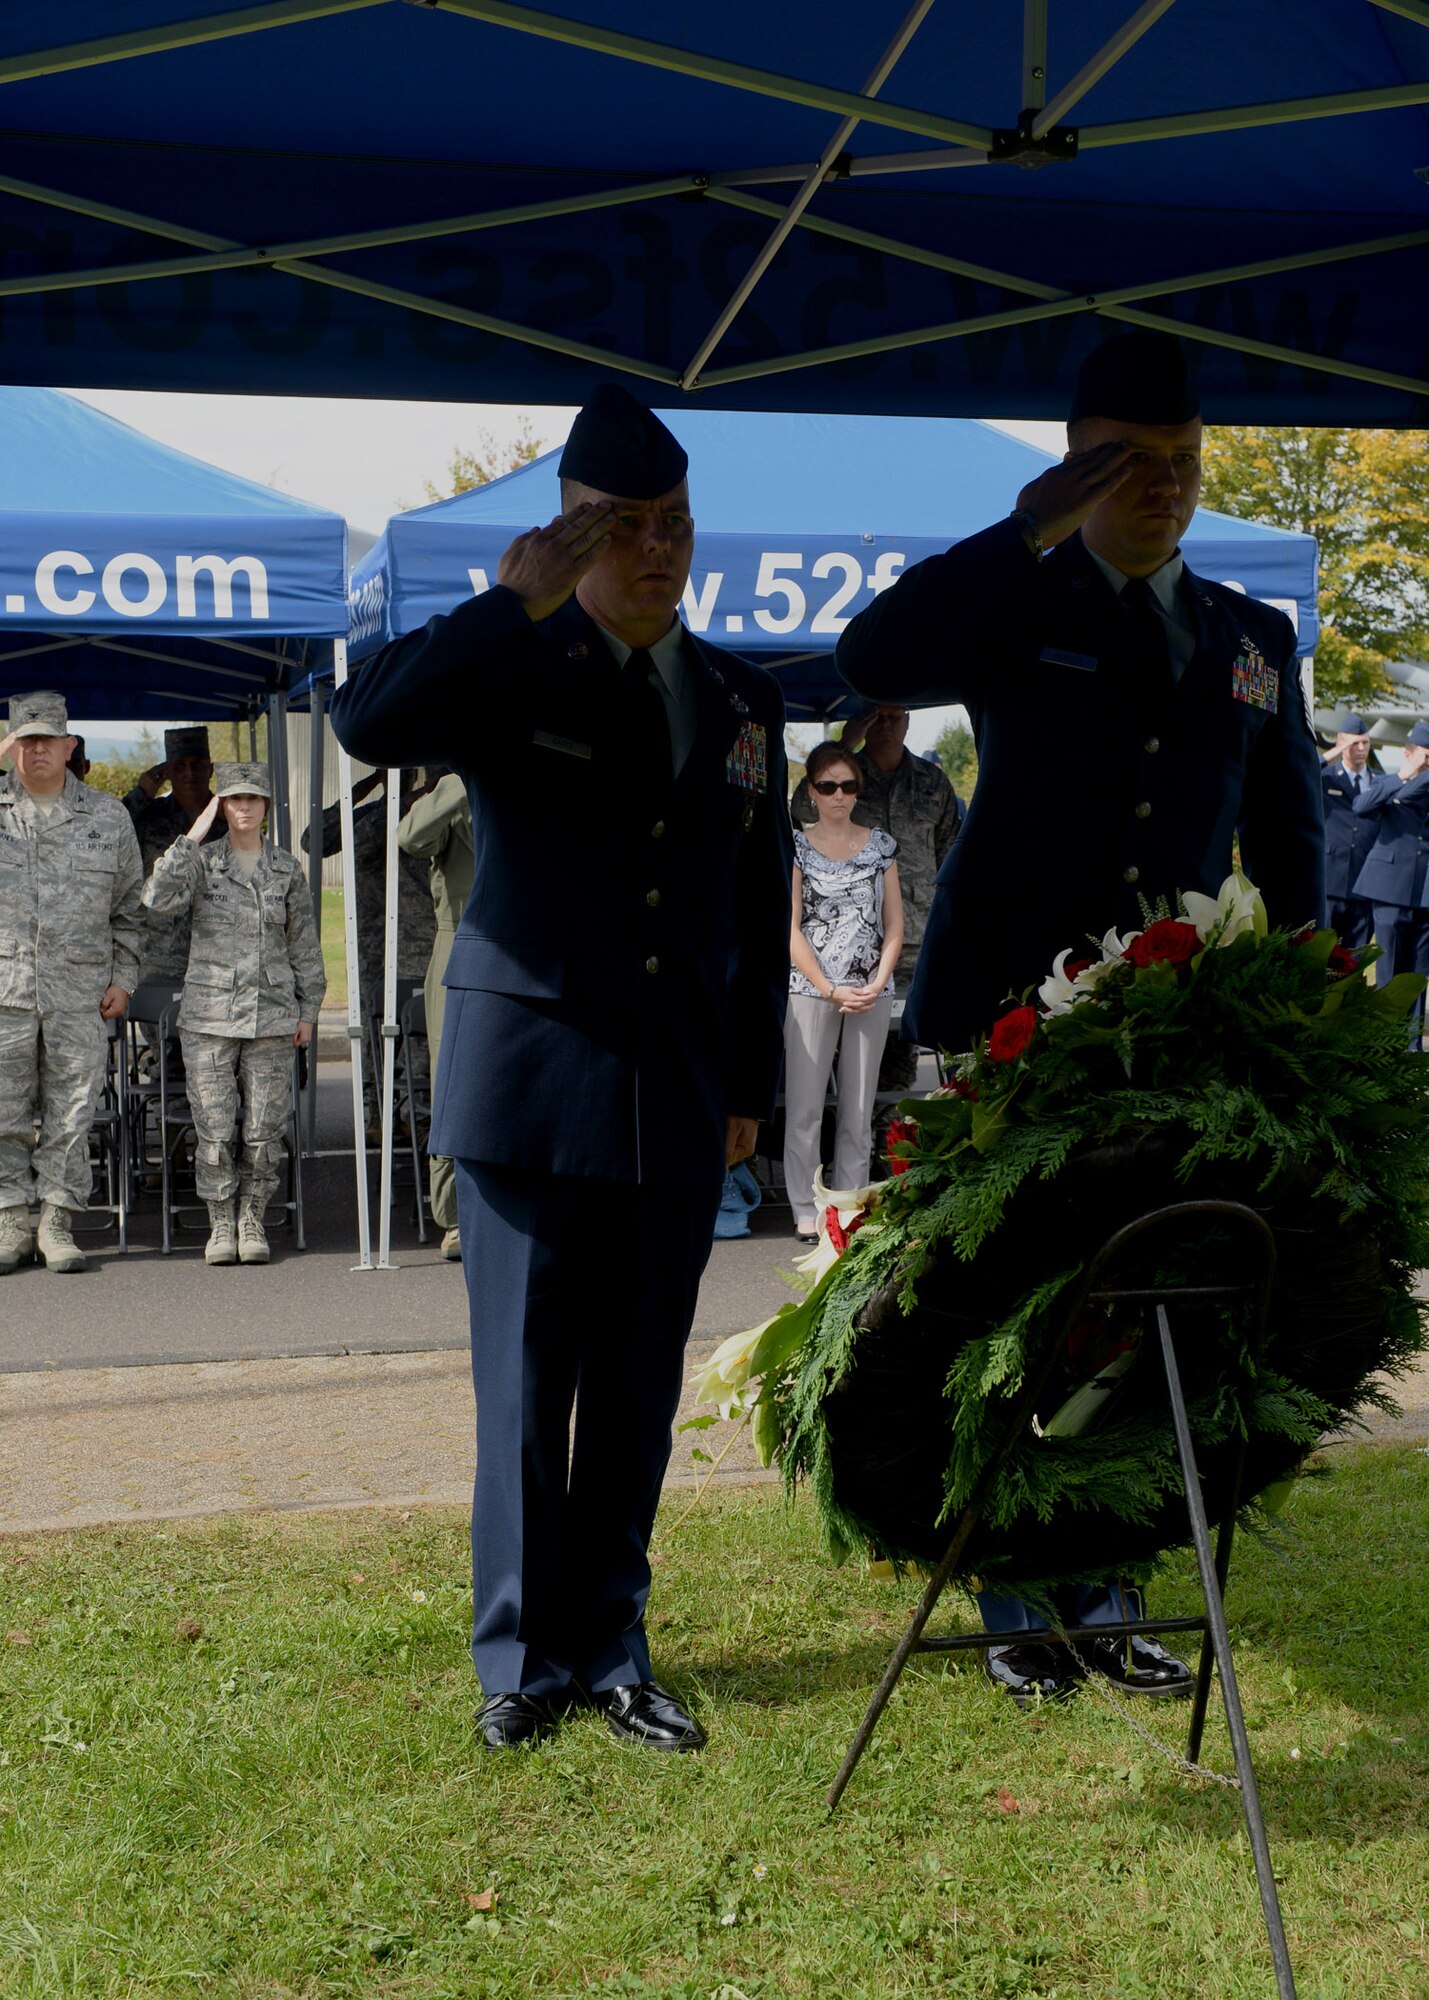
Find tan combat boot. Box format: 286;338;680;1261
0;1206;32;1275
237;1200;270;1265
36;1202;86;1274
204;1201;237;1266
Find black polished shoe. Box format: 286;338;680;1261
475;1691;557;1749
983;1641;1083;1707
1085;1632;1193;1698
591;1680;707;1751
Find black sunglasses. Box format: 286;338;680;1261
812;778;859;796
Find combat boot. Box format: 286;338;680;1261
0;1206;32;1274
204;1201;237;1266
36;1202;86;1274
237;1200;270;1265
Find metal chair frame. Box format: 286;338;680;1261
71;1014;131;1252
826;1199;1299;2000
398;987;430;1244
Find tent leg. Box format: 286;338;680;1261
331;638;373;1270
376;768;401;1270
304;676;326;1159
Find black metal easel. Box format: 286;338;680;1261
826;1200;1298;2000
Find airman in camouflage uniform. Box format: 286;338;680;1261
124;725;222;985
792;706;962;1094
398;770;474;1258
0;691;143;1275
301;770;435;1140
144;761;325;1266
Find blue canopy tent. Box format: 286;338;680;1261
0;387;375;1253
349;410;1320;716
0;5;1423;420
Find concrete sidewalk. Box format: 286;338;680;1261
2;1336;1423;1539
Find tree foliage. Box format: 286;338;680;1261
1200;427;1429;705
83;760;144;799
421;420;545;503
933;720;978;800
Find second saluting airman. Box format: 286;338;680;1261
142;761;325;1265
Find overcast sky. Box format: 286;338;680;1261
62;386;1064;755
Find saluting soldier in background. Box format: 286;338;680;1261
124;725;222;986
398;769;473;1262
836;330;1324;1711
1319;712;1376;950
331;387;792;1755
0;691;143;1275
1350;718;1429;1042
143;761;324;1266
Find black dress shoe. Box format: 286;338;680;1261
591;1681;707;1751
1085;1632;1194;1698
983;1641;1083;1706
475;1691;556;1749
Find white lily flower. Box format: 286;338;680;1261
1037;948;1080;1016
1099;926;1138;961
812;1164;886;1224
1182;869;1267;947
792;1234;841;1283
690;1322;765;1415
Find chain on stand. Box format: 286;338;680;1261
1063;1634;1241;1790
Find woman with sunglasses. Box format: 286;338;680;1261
784;741;903;1240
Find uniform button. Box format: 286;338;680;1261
1123;865;1140;885
645;888;660;907
645;955;660;975
651;820;666;839
1144;737;1160;754
1134;801;1152;819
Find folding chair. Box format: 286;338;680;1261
124;977;186;1200
826;1199;1299;2000
74;1015;130;1253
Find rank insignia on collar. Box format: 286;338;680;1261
1231;643;1279;714
727;720;768;794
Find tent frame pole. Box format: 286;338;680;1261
0;0;386;86
1030;0;1179;139
376;771;402;1272
306;675;325;1160
331;638;373;1271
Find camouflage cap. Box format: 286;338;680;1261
213;760;272;799
165;725;211;762
7;688;70;739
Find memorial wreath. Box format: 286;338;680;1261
690;875;1429;1599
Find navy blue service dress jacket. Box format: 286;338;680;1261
1350;769;1429;909
1321;764;1377;904
835;520;1325;1052
329;585;792;1187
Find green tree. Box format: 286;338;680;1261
933;720;978;800
1200;427;1429;705
84;759;144;799
420;421;545;503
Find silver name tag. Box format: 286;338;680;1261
533;731;592;759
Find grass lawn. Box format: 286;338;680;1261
319;888;347;1015
1;1446;1426;1998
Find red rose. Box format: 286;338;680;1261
1123;918;1200;970
987;1005;1038;1063
885;1117;916;1176
1327;944;1360;980
1064;957;1095;981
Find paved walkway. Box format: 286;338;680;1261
2;1336;1422;1539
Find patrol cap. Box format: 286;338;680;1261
1070;331;1200;426
1340;713;1369;734
213;760;272;799
1408;721;1429;750
7;688;70;739
558;384;688;497
165;725;211;762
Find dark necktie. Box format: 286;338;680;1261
1351;771;1363;796
1120;577;1174;707
623;646;671;788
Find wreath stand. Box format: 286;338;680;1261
826;1200;1299;2000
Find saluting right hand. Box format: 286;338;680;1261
137;761;168;798
0;730;16;767
497;501;615;623
185;794;222;842
1013;441;1137;551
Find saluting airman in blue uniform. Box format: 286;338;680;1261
1319;711;1376;949
836;331;1324;1711
1351;717;1429;1038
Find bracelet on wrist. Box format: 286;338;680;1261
1009;506;1044;562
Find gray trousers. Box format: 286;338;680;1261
782;989;894;1229
0;1006;105;1210
182;1031;292;1206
